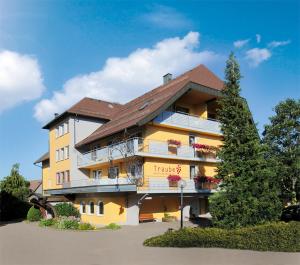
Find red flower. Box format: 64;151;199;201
167;175;181;182
168;139;181;146
192;143;219;151
193;175;221;184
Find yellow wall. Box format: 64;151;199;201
140;196;180;220
74;195;127;225
144;124;222;147
47;124;71;190
175;98;208;118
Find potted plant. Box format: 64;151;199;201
167;175;181;187
167;139;181;155
194;175;220;189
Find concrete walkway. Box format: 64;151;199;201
0;221;299;265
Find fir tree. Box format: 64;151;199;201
263;99;300;204
209;53;281;228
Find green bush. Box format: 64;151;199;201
39;218;56;227
54;203;80;218
27;206;42;222
144;222;300;252
78;222;95;230
54;216;79;230
105;223;121;230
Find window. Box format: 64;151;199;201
190;165;196;179
89;202;95;214
189;135;195;146
80;202;86;214
108;166;119;179
61;171;65;183
175;106;189;114
64;121;69;134
56;172;61;184
58;125;63;136
65;170;70;182
98;201;104;215
60;148;64;160
65;146;69;159
55;127;59;138
92;170;102;179
130;165;136;177
56;150;59;162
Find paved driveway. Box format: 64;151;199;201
0;221;299;265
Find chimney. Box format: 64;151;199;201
163;73;172;84
54;113;59;117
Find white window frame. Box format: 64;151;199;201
55;127;59;138
56;172;61;185
64;146;69;159
61;171;65;183
65;170;70;183
89;201;95;215
92;170;102;179
60;148;64;160
56;149;59;162
80;201;86;214
97;201;104;216
64;121;69;134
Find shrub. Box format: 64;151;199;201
144;222;300;252
39;218;56;227
54;203;80;218
54;216;79;230
78;222;95;230
27;206;42;222
162;213;177;222
105;223;121;230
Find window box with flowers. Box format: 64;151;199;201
167;175;181;187
167;139;181;155
192;143;219;159
193;175;220;190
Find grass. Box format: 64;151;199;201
144;221;300;252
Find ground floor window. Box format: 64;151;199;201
98;201;104;215
89;202;95;214
80;202;86;214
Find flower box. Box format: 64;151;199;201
167;175;181;187
194;175;220;189
167;139;181;146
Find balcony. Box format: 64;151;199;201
137;177;218;194
153;111;221;135
77;138;220;168
45;177;136;195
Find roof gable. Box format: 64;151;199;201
76;64;223;147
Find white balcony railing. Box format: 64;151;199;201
153;111;221;135
137;177;218;194
62;177;134;189
77;137;219;167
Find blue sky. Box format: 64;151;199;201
0;0;299;180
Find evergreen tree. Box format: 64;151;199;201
0;163;30;200
263;99;300;204
209;53;281;228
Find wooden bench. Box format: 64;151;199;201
139;213;155;222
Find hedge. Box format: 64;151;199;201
54;203;80;218
27;206;42;222
144;222;300;252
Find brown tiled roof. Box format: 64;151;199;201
76;64;223;147
43;98;122;129
34;152;49;164
29;180;42;192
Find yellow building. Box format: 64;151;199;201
35;65;225;226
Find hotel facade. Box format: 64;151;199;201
35;65;225;225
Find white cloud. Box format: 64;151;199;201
245;48;271;67
0;50;45;113
256;34;261;43
34;32;220;123
268;40;291;48
233;39;250;48
142;5;191;29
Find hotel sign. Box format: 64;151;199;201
153;164;182;176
